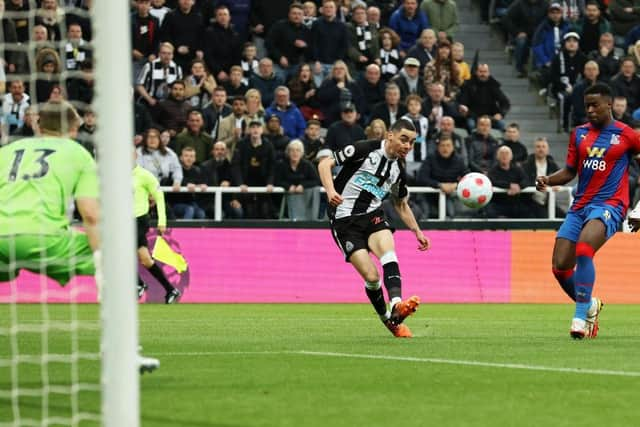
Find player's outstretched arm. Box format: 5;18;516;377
536;167;576;191
318;157;343;207
393;197;430;251
76;197;100;251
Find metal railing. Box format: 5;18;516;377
159;185;573;222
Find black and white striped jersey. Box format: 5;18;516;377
330;139;408;220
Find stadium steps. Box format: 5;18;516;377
456;0;568;160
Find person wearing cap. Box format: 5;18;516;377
531;2;569;85
263;112;291;162
573;1;611;55
503;0;548;78
391;56;426;102
550;31;587;131
325;102;366;151
302;118;325;164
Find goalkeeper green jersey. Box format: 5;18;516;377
0;137;98;236
133;165;166;227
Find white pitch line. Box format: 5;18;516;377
153;350;640;378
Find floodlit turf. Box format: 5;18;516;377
1;303;640;427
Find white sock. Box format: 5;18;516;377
380;310;391;321
390;297;402;311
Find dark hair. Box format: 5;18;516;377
142;128;167;156
171;80;186;88
390;118;417;133
507;122;519;130
584;82;613;98
290;2;304;11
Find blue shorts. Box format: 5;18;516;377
557;204;624;242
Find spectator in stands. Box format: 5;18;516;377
263;113;290;162
265;86;306;140
416;135;468;219
150;0;170;26
356;64;385;122
378;27;403;82
63;22;90;73
183;59;216;110
310;0;349;85
370;82;408;128
1;79;29;139
266;3;311;82
66;59;94;110
503;0;550;78
531;3;569;85
222;66;249;99
551;32;587;131
611;58;640;111
325;102;366;151
423;40;461;102
202;86;232;140
452;42;470;81
240;42;259;86
203;5;242;83
466;115;499;174
558;0;583;26
365;118;388;140
249;0;292;58
407;29;437;73
501;123;528;166
301;117;325;163
244;88;265;124
523;136;560;218
171;146;207;219
15;106;38;137
250;58;284;109
389;0;430;56
137;127;182;191
570;60;600;126
430;115;467;165
22;24;51;75
35;0;63;42
276;139;321;220
217;96;248;158
174;109;214;164
34;47;61;103
587;32;619;83
232;119;277;219
217;0;252;43
422;81;458;137
6;0;30;43
574;1;610;55
134;101;153;145
609;0;640;44
347;3;379;75
158;0;204;73
420;0;458;40
131;0;160;80
625;24;640;52
612;96;634;125
629;40;640;68
287;63;321;121
488;146;528;218
76;108;96;157
316;60;364;126
367;3;389;28
302;1;317;28
200;141;243;219
402;94;430;180
392;57;426;101
155;80;190;137
458;63;510;132
136;42;183;107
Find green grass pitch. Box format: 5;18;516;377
1;303;639;427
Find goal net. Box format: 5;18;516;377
0;2;139;426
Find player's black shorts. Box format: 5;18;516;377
329;209;393;262
136;215;150;248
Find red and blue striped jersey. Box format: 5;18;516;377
567;120;640;212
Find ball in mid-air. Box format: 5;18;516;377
456;172;493;209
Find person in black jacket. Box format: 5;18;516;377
500;123;528;167
550;32;587;131
131;0;161;80
266;3;310;81
325;103;367;151
201;141;243;219
487;146;528;218
522;137;560;218
316;60;364;126
309;0;349;85
503;0;549;77
416;135;469;218
202;5;242;83
369;83;408;128
276;139;321;220
457;63;511;132
171;146;207;219
356;64;385;123
159;0;204;73
232;120;276;218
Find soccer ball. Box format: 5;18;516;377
456;173;493;209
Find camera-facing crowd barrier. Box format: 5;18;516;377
3;228;638;304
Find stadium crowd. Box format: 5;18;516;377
1;0;640;220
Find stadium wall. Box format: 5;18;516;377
3;229;639;304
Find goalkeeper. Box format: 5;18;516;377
0;101;158;373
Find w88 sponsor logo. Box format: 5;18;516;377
583;158;607;171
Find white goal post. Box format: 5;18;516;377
93;2;140;426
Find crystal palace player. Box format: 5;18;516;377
536;83;640;339
318;119;430;338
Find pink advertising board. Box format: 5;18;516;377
1;229;511;304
